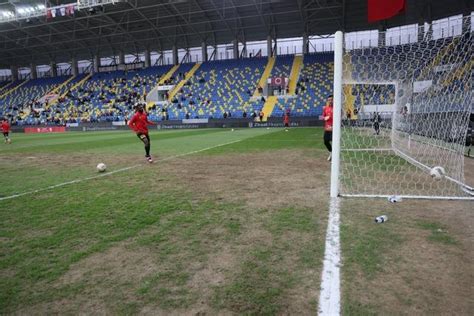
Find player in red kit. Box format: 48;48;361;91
322;95;333;161
128;103;156;163
283;109;290;131
1;118;11;144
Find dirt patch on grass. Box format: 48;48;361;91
342;198;473;315
163;149;330;210
57;242;156;287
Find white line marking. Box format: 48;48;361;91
318;197;341;316
0;139;242;202
342;148;392;152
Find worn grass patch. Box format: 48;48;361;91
212;206;325;314
341;212;403;279
341;198;473;315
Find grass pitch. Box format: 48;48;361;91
0;127;472;315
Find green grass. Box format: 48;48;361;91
0;127;328;314
416;220;458;245
341;214;403;279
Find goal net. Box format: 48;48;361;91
335;18;473;199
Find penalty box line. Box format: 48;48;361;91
0;139;243;202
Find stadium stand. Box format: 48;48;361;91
0;77;68;123
272;52;334;117
0;81;12;94
165;58;267;120
2;35;466;125
1;53;339;124
22;65;173;125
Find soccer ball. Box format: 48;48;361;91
430;166;445;180
96;163;107;173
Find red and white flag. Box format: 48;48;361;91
271;77;286;87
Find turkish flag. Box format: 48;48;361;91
271;77;285;87
368;0;405;23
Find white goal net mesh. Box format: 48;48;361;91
339;18;473;199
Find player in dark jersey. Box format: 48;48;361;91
128;103;156;163
1;118;11;144
322;95;334;161
373;112;381;135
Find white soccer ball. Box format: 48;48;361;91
430;166;445;180
97;163;107;173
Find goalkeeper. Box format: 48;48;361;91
322;95;334;161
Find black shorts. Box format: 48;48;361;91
324;130;332;141
3;132;9;137
137;133;150;142
284;122;289;127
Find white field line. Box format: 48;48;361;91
342;148;392;152
318;197;341;316
341;193;474;200
0;139;242;202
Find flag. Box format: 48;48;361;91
60;7;66;16
368;0;405;23
55;8;61;17
46;9;52;20
271;77;286;87
66;5;75;16
51;9;56;18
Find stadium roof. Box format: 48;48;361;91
0;0;472;67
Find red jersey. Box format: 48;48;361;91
283;114;290;124
322;105;333;131
1;121;10;133
128;112;155;134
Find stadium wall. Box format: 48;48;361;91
10;117;324;133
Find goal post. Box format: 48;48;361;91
330;31;343;198
331;18;474;200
